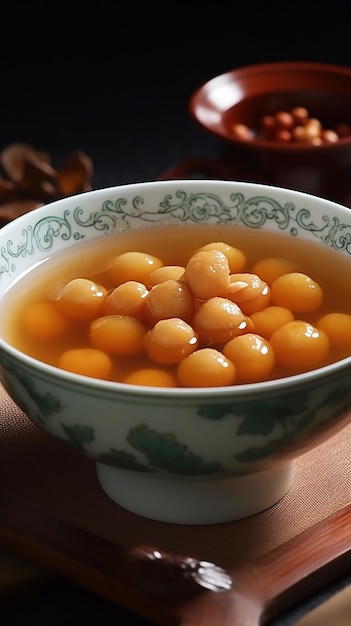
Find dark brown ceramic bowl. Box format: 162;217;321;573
189;62;351;203
189;61;351;151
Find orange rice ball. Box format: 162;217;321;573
183;249;230;299
270;272;323;313
270;320;329;372
251;257;299;285
149;265;185;285
108;251;163;286
250;306;294;339
144;279;195;323
317;312;351;350
194;241;246;273
123;368;178;387
90;315;146;356
224;273;270;315
143;318;198;364
102;281;149;318
192;297;245;345
177;348;236;387
223;333;275;383
58;348;113;379
53;278;107;321
22;301;71;341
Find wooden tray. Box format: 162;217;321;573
1;384;351;625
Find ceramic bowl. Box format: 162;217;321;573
1;179;351;525
189;61;351;205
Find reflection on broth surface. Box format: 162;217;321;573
2;223;351;387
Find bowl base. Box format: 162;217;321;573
95;461;295;525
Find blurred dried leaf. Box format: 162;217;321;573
0;143;93;225
0;143;52;181
0;177;16;202
17;157;57;201
56;150;93;196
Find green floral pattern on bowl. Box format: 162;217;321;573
1;354;351;477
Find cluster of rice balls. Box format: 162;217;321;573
231;106;351;146
22;240;351;387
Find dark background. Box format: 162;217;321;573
1;2;351;624
2;1;351;188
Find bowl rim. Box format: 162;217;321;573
1;178;351;401
189;60;351;151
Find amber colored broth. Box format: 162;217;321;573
2;223;351;384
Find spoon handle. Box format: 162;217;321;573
176;503;351;626
257;503;351;622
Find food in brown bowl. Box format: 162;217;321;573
189;61;351;203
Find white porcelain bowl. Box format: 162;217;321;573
1;179;351;524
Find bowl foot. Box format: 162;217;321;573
96;461;296;525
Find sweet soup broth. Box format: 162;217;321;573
3;223;351;387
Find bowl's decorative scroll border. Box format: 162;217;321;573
2;191;351;283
